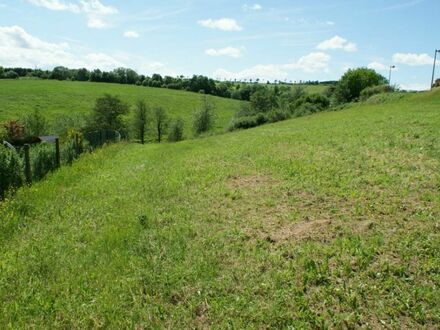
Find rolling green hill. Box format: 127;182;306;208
0;90;439;328
0;79;245;136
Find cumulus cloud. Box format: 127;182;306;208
0;25;123;70
317;35;357;52
205;46;244;58
399;83;430;91
139;62;179;76
213;52;331;81
123;31;139;38
243;4;262;11
392;53;434;66
198;18;242;31
28;0;80;12
367;61;389;71
27;0;118;29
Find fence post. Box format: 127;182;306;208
55;138;61;168
24;144;32;184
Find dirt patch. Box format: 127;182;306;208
226;174;280;190
265;219;333;243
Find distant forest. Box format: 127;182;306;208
0;65;336;101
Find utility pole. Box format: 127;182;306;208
431;49;440;89
389;65;395;86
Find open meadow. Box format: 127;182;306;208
0;79;245;136
1;89;439;328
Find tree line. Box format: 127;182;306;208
0;65;334;101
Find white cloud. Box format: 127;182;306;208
124;31;139;38
205;46;244;58
27;0;118;29
28;0;80;12
0;25;123;70
243;3;262;11
367;61;388;71
213;52;331;81
317;35;357;52
285;52;331;73
198;18;242;31
392;53;434;66
140;62;178;76
399;83;430;91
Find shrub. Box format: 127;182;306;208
21;110;48;137
0;147;24;199
32;144;57;181
0;125;7;141
434;79;440;88
360;85;394;101
193;95;215;135
229;113;268;130
168;118;184;142
61;140;79;165
3;120;25;142
268;109;290;123
51;114;86;138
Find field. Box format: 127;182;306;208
0;89;439;328
0;79;245;136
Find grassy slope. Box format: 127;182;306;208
0;79;244;135
0;90;439;328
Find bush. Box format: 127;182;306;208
168;118;184;142
0;125;7;141
0;147;24;199
229;113;268;130
193;95;215;135
21;110;48;137
360;85;394;101
51;114;86;138
268;109;290;123
32;144;57;181
61;140;79;165
434;79;440;88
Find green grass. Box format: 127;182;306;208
0;79;245;136
0;90;439;328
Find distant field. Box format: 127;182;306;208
1;90;439;328
0;79;245;136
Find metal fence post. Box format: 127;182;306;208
24;144;32;184
55;138;61;168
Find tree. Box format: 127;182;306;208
3;70;19;79
75;68;90;81
335;68;387;103
132;100;149;144
89;94;129;131
168;118;184;142
51;66;70;80
193;95;215;135
153;107;168;143
250;88;276;113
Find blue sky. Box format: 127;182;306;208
0;0;439;89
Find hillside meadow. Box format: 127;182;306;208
0;89;439;328
0;79;245;136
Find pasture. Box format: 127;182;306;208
0;89;439;328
